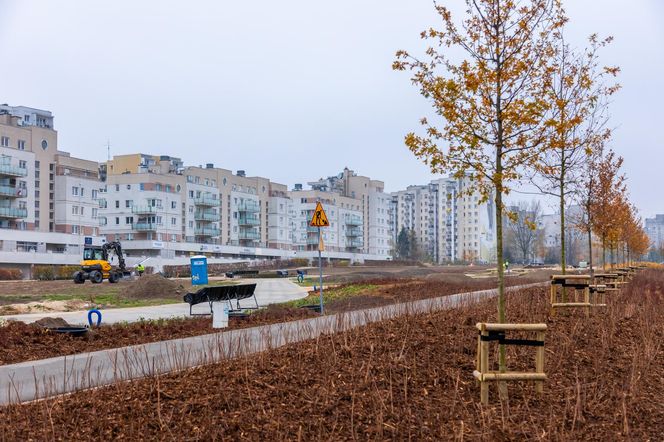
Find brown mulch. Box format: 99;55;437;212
0;306;318;366
0;275;549;366
1;271;662;440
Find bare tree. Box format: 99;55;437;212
506;200;543;264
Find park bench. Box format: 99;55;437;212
225;270;259;278
183;283;259;315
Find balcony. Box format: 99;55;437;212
0;185;25;198
238;215;260;226
238;229;260;240
195;227;220;237
237;200;260;213
347;239;363;249
132;206;159;215
0;207;28;218
346;227;362;237
194;210;220;222
346;215;362;226
193;196;220;206
133;222;162;231
0;164;27;178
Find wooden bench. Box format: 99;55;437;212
473;322;547;405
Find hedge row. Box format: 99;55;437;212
0;268;22;280
33;265;81;281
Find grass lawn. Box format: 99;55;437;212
284;283;378;308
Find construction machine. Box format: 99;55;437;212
73;241;128;284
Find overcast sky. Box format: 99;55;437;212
1;0;662;217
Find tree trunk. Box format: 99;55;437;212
559;166;567;300
602;236;606;270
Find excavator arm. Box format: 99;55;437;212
102;241;127;271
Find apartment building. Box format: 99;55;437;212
308;168;391;257
288;187;364;253
0;104;391;266
645;214;664;249
390;176;496;263
0;105;107;265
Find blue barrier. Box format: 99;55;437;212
88;309;102;327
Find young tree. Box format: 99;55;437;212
590;150;626;269
532;36;618;276
394;0;565;384
576;145;603;275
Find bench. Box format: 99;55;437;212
225;270;260;278
183;283;259;315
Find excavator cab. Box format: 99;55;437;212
73;241;127;284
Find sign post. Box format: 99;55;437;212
309;201;329;315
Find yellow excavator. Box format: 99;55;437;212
73;241;128;284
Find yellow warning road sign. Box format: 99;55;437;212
310;201;329;227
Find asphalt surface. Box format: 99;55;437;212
0;278;309;325
0;282;544;405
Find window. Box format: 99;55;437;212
115;200;120;209
72;225;80;234
125;217;133;224
115;184;120;191
18;160;26;169
0;136;8;147
171;217;176;226
35;161;40;169
156;184;162;191
92;208;98;218
126;184;131;190
139;183;145;191
92;189;98;199
35;170;40;178
72;187;79;196
125;200;132;208
72;206;79;215
171;201;176;209
49;163;54;171
115;217;120;225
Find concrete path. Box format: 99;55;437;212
0;278;309;325
0;283;544;405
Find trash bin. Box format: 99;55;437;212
190;255;208;286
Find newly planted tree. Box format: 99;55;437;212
533;36;618;275
395;4;562;319
394;0;565;383
591;150;626;269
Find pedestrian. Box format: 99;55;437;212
136;263;145;277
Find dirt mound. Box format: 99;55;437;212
33;317;71;328
124;274;186;300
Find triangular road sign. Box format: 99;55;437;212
310;201;330;227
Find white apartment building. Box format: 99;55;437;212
645;214;664;249
308;168;391;257
390;176;496;263
0;105;391;269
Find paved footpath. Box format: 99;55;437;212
0;278;309;325
0;283;544;405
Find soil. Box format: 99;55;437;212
0;306;318;366
0;270;661;440
123;274;186;299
